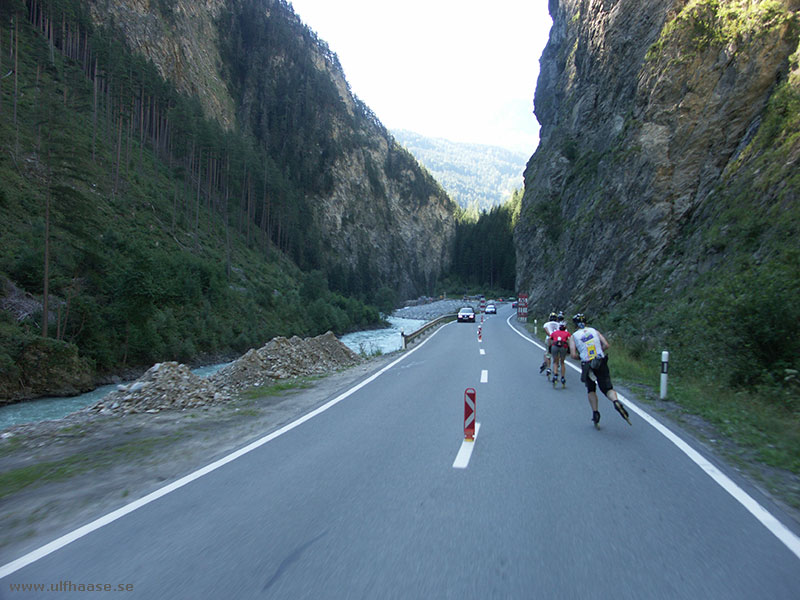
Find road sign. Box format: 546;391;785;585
517;294;528;320
464;388;476;441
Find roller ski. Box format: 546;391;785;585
552;373;558;388
561;376;566;389
613;400;632;425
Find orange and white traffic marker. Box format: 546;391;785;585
478;326;482;342
464;388;476;441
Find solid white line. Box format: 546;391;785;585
504;314;800;561
453;423;481;469
480;349;486;355
480;370;488;383
0;323;454;580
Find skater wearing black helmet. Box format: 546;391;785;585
568;313;631;428
539;311;560;377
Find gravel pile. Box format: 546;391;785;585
210;332;361;392
90;362;225;415
89;331;361;415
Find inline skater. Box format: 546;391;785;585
550;322;571;388
568;313;631;428
539;311;560;376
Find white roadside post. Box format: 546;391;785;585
660;351;669;399
534;319;538;335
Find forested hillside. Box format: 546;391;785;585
392;129;528;211
443;190;521;296
0;0;454;401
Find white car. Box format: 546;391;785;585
485;304;496;314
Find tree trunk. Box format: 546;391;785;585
42;182;51;338
14;15;19;154
114;114;123;196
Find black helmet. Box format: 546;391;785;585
549;312;558;321
559;322;567;330
557;311;565;321
572;313;586;328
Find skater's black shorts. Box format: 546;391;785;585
552;345;567;360
581;355;613;395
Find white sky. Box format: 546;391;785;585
287;1;553;154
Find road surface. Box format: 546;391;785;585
2;304;799;598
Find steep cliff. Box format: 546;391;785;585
516;0;799;319
87;0;454;298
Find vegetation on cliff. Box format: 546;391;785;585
443;190;520;295
391;129;528;212
0;0;424;399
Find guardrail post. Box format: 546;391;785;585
660;350;669;399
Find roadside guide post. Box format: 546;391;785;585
464;388;476;441
660;351;669;399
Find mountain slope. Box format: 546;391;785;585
392;129;528;211
0;0;455;400
515;0;800;383
89;0;456;298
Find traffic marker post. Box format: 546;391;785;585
464;388;476;441
478;326;482;342
660;351;669;399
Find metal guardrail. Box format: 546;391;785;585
401;314;458;349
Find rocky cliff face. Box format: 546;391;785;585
87;0;454;299
516;0;800;315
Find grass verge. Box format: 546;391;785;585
0;435;181;500
238;376;323;400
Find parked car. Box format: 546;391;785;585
485;303;496;314
457;307;476;322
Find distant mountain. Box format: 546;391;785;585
391;130;528;211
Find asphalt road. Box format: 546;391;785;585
2;304;800;598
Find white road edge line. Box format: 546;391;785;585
480;369;488;383
505;314;800;562
0;322;455;580
453;423;481;469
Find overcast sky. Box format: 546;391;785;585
287;1;553;155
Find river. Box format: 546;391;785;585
0;316;425;431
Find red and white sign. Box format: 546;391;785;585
464;388;476;441
517;293;528;320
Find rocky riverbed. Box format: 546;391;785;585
394;298;474;321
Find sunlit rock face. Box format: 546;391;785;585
516;0;799;313
88;0;455;299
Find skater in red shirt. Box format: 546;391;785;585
549;323;571;388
